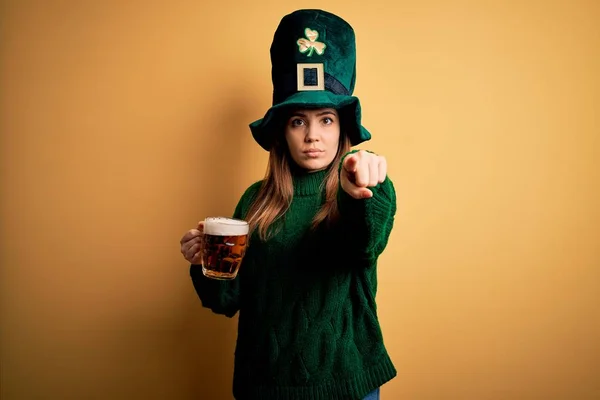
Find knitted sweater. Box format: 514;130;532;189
190;156;397;400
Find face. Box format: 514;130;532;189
284;108;341;172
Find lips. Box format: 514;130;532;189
303;149;323;154
303;149;324;158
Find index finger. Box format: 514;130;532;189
343;154;359;173
180;228;201;244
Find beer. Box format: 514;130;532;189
201;217;249;280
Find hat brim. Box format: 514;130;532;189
249;91;371;151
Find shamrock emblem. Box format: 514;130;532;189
297;28;326;57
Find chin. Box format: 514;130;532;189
298;159;332;172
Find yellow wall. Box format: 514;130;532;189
1;1;599;399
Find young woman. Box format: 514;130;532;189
179;9;397;400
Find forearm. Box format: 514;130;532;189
190;264;240;317
337;170;397;260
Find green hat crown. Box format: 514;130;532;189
270;9;356;104
250;9;371;151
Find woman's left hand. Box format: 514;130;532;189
340;150;387;199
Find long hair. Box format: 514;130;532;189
246;127;352;241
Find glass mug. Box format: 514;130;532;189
200;217;249;280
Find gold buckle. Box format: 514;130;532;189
297;63;325;91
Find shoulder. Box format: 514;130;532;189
233;180;264;219
240;180;264;202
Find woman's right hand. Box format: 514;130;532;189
180;222;204;264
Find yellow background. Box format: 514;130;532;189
1;1;599;399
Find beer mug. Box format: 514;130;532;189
201;217;249;280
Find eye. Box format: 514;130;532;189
290;118;305;127
322;117;334;125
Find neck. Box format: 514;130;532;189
292;167;329;196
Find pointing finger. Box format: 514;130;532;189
343;154;359;173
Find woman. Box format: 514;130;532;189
180;9;397;400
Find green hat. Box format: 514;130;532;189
249;9;371;151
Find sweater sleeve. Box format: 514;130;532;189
189;181;261;318
337;150;397;261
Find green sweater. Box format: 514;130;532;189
190;156;397;400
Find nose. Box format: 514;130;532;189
305;124;320;143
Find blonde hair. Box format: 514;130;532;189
246;128;351;241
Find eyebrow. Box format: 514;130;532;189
291;110;337;117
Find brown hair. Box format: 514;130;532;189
246;121;351;241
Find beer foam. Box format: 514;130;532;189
203;217;249;236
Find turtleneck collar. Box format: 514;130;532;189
292;168;329;196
